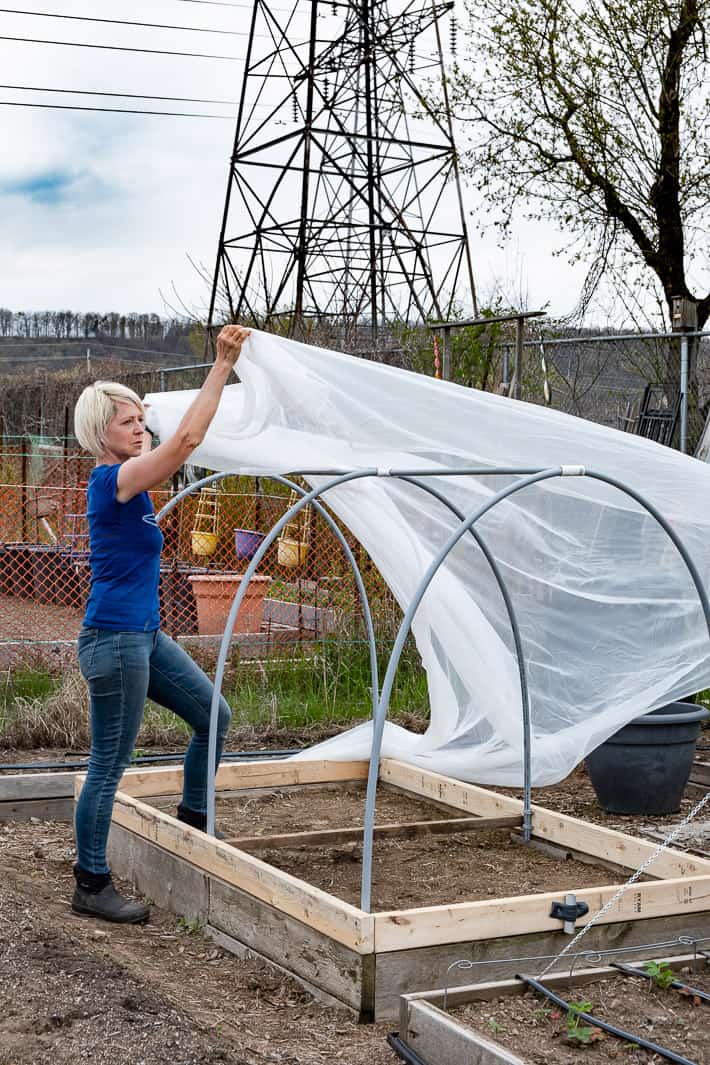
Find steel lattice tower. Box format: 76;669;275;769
207;0;476;339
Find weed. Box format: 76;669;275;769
177;916;202;934
487;1017;505;1035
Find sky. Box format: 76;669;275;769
0;0;593;320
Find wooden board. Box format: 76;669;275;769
0;770;77;801
107;818;371;1017
399;953;708;1063
377;916;710;1020
373;873;710;952
112;758;370;799
381;759;710;879
379;760;523;819
108;788;374;953
401;999;525;1065
227;814;523;851
209;876;374;1018
0;796;73;822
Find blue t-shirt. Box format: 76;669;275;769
83;464;164;631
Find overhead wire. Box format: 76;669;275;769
0;34;246;58
162;0;300;9
0;8;261;36
0;83;239;105
0;98;234;117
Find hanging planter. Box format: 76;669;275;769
234;528;266;561
187;573;272;636
585;701;709;815
277;491;311;569
191;485;220;557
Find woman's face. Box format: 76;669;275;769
102;400;145;461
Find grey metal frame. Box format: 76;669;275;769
155;464;710;914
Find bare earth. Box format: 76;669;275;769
1;750;709;1065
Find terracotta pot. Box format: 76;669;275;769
187;573;272;636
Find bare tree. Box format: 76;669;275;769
450;0;710;326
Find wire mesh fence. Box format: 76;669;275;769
3;327;709;713
0;454;403;676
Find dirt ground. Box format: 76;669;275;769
453;966;710;1064
0;821;394;1065
1;749;709;1065
151;782;621;911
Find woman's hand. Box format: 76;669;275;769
216;324;251;367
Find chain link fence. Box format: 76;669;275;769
3;328;709;734
0;448;402;675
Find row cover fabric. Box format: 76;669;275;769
145;330;710;786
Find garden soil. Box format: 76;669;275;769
451;967;710;1064
1;749;709;1065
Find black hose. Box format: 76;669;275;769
612;961;710;1004
0;747;304;772
519;975;698;1065
386;1033;430;1065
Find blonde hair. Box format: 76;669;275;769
74;381;145;458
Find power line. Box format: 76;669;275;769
0;8;255;37
164;0;299;10
0;83;238;106
0;34;245;60
0;99;233;118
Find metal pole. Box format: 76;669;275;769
680;334;689;453
513;316;523;400
442;326;451;381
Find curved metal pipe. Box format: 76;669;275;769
397;474;534;840
155;463;710;917
359;468;563;910
204;469;380;836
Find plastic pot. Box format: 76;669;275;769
234;528;266;561
187;573;272;636
585;701;708;815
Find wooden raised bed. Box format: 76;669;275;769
83;759;710;1021
398;953;710;1064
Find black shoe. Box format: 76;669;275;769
176;803;225;840
71;882;151;924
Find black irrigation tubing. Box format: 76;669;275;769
519;975;698;1065
0;748;303;773
386;1034;430;1065
612;961;710;1003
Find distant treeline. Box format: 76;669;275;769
0;308;193;349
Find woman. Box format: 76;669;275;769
71;324;250;923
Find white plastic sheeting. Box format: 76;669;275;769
145;330;710;786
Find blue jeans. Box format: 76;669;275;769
75;627;232;874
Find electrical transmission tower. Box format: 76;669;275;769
208;0;476;341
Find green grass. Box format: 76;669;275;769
227;639;429;729
0;637;430;748
2;666;62;704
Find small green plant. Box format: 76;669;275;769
177;915;202;934
565;1001;604;1046
643;960;675;991
487;1017;505;1035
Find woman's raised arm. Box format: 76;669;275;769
116;325;250;503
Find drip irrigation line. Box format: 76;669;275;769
386;1034;429;1065
0;9;279;36
0;34;247;60
0;747;303;773
520;975;698;1065
0;99;234;118
0;83;239;105
612;961;710;1003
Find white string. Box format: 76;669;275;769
538;789;710;978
